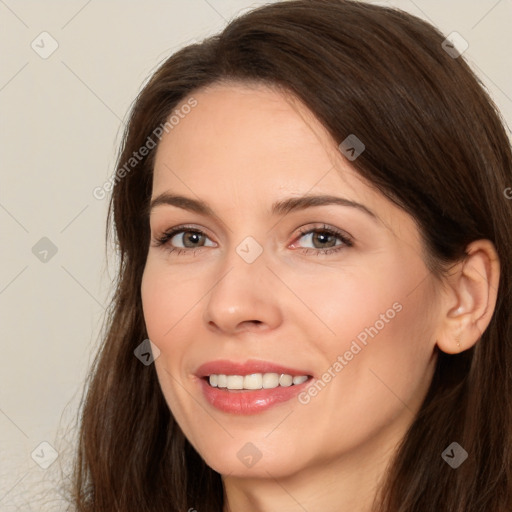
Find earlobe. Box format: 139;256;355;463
435;239;500;355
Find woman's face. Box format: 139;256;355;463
141;82;441;479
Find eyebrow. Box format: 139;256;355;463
148;192;378;221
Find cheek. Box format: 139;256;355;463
140;261;202;432
305;251;434;356
141;259;204;341
285;261;406;352
293;255;436;429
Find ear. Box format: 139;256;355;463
435;239;500;354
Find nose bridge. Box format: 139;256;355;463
202;234;282;333
219;233;268;285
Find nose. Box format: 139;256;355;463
202;243;283;335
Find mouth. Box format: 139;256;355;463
201;372;312;391
194;359;314;414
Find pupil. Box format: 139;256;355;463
314;232;334;248
185;232;202;247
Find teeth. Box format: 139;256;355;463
279;374;293;387
244;373;263;389
208;373;309;390
262;373;279;389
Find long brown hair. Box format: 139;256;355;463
70;1;512;510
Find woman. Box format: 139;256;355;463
70;1;512;510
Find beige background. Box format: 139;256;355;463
1;0;511;509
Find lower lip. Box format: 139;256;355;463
197;377;312;415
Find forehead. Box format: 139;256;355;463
152;82;367;199
150;83;423;251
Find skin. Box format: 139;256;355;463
140;82;499;512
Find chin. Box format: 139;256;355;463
197;441;308;479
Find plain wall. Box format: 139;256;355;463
1;0;511;509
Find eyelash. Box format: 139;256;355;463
152;223;353;257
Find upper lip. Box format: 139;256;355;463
195;359;313;378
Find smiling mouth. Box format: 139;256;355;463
198;370;314;415
202;373;313;391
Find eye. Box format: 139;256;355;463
291;224;353;255
152;225;215;255
152;223;353;257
